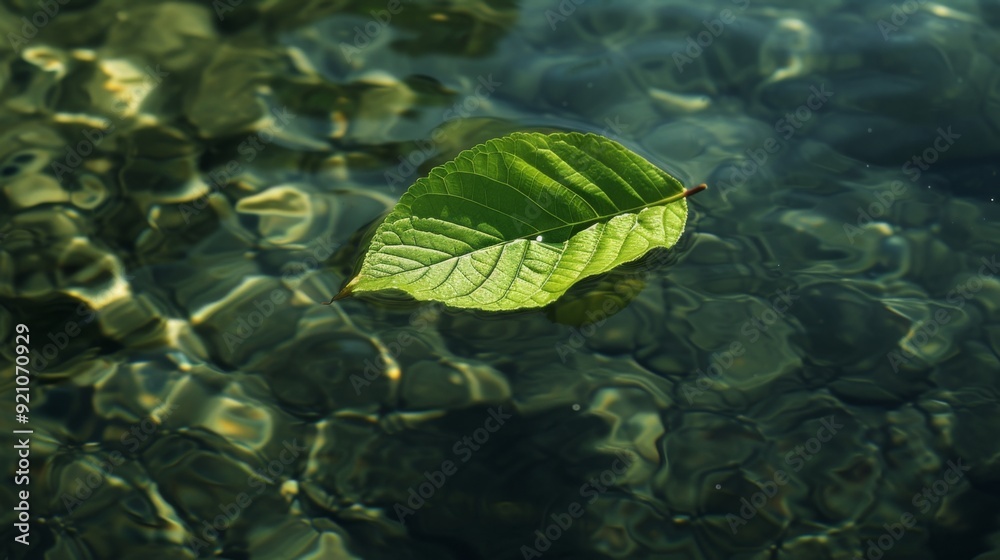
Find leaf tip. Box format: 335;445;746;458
329;276;362;303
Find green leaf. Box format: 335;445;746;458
333;131;705;311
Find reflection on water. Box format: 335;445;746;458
1;0;998;559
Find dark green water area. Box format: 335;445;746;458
1;0;999;558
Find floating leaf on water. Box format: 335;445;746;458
332;131;705;312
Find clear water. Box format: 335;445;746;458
1;0;998;559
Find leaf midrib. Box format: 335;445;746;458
503;185;690;242
372;190;684;287
395;181;685;248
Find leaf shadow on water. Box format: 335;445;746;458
328;208;388;283
543;247;681;328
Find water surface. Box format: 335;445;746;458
0;0;998;559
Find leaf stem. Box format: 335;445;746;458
683;183;708;198
659;183;707;205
